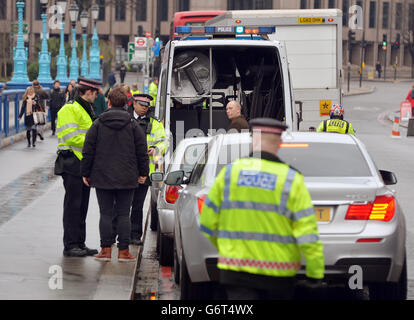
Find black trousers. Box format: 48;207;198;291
96;188;134;250
62;173;90;250
224;284;294;300
50;108;58;133
130;184;149;240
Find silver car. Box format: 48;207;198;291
166;132;407;300
152;136;211;267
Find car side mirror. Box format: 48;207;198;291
150;172;164;182
379;170;397;185
165;170;186;186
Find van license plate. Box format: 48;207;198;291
314;207;332;222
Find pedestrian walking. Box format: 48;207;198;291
81;87;149;262
120;63;127;84
32;80;49;141
54;77;101;257
68;79;79;101
376;61;382;79
18;87;40;148
129;93;167;243
316;104;355;134
93;88;107;116
49;80;66;135
200;118;325;300
108;69;117;88
405;85;414;113
226;100;249;132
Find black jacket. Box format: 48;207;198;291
81;108;149;189
19;95;41;128
49;88;66;111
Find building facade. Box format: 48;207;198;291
0;0;413;76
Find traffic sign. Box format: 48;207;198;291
135;37;147;49
145;31;152;38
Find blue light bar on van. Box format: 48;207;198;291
175;25;275;36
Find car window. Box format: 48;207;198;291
188;143;210;185
278;143;372;177
181;143;207;177
215;142;251;174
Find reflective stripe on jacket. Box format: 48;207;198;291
147;117;166;174
200;157;325;279
56;101;93;160
317;119;355;135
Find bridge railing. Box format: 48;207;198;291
0;88;51;138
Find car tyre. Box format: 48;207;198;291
159;232;173;266
369;256;407;300
180;253;203;300
150;195;158;231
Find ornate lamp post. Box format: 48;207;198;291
68;2;79;81
10;1;29;84
80;10;89;77
37;0;52;83
56;0;69;83
88;3;101;80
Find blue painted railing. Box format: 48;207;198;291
0;89;25;137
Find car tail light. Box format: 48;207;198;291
356;238;383;243
165;185;182;204
198;195;207;214
345;195;395;222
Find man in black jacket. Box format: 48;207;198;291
49;80;66;135
81;87;149;262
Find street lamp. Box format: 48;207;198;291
10;0;30;85
37;0;53;83
88;2;101;79
56;0;69;83
80;10;89;77
68;2;79;81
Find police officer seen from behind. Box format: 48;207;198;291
200;118;325;300
129;93;166;244
54;77;101;257
81;87;149;262
317;104;355;135
49;80;66;136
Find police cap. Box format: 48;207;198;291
133;93;153;107
77;77;102;91
249;118;288;135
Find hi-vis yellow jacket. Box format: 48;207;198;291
149;81;158;107
57;101;92;161
200;157;325;279
317;119;355;135
147;117;166;175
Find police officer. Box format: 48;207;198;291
148;77;158;108
200;118;325;300
55;77;101;257
129;93;166;245
317;104;355;134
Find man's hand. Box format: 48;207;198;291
148;147;156;157
138;176;147;184
82;177;91;187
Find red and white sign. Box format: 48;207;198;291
135;37;147;49
400;100;412;121
145;31;152;38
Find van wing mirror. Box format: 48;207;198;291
379;170;397;185
165;170;186;186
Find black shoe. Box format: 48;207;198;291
130;239;143;246
38;133;44;140
80;246;99;256
52;131;55;136
63;247;87;257
27;143;31;148
32;144;36;147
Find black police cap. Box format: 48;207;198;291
133;93;153;107
249;118;288;135
77;77;102;90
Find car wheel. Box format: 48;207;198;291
150;196;158;231
156;220;161;258
173;238;180;285
159;233;173;266
369;256;407;300
180;253;203;300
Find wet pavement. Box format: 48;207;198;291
0;131;147;299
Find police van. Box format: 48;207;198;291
154;25;298;164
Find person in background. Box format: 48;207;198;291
68;79;79;101
54;77;101;257
108;69;117;89
65;83;74;103
316;104;355;135
81;87;149;262
93;88;108;116
376;61;382;79
122;84;134;111
405;85;414;114
200;118;325;300
120;63;127;84
49;80;66;136
131;83;141;96
226;101;249;132
149;77;158;108
32;80;49;141
18;87;40;148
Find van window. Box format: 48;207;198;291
158;68;167;122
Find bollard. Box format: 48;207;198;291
391;116;401;138
407;118;414;137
